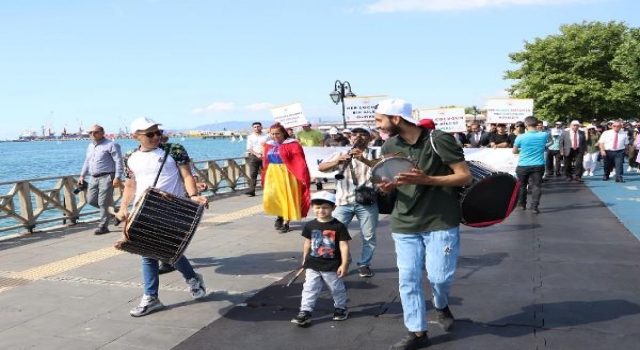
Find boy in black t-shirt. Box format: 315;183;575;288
291;191;352;326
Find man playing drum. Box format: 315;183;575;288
374;99;472;350
117;117;209;317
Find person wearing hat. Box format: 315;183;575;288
558;120;586;182
489;124;511;148
324;127;350;147
374;98;473;350
290;191;351;326
117;117;209;317
318;126;379;278
78;124;123;235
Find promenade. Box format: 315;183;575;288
1;173;639;350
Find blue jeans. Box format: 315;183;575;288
142;255;197;297
392;227;460;332
333;202;379;267
300;269;348;312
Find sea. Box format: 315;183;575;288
0;137;247;236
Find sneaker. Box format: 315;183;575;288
187;273;206;299
291;310;312;326
583;171;589;177
94;226;109;235
358;266;374;278
627;166;632;172
332;308;349;321
274;216;284;230
278;224;290;233
158;262;176;275
316;182;323;191
435;305;455;332
531;206;540;214
130;295;164;317
388;332;430;350
244;190;255;197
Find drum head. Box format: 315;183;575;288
460;173;518;227
371;157;415;183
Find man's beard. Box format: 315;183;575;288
382;123;401;137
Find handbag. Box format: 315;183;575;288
354;185;378;205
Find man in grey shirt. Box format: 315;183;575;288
78;124;123;235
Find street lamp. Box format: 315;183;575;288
473;105;479;122
329;80;356;129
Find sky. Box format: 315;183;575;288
1;0;639;139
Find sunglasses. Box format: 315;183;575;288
139;130;163;138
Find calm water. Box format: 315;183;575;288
0;137;247;183
0;137;247;236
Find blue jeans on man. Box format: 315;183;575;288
142;255;198;297
332;202;378;268
392;227;460;332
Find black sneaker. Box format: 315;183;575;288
358;266;373;278
316;182;323;191
531;206;540;214
244;190;255;197
435;305;455;332
159;262;176;275
274;216;284;230
388;332;430;350
94;226;109;235
291;311;312;326
332;308;349;321
278;224;290;233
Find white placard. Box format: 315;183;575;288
343;95;387;123
418;108;466;132
485;99;534;124
270;102;308;127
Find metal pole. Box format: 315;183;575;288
341;83;347;129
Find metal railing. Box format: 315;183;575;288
0;157;251;236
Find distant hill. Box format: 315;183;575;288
189;118;343;132
191;120;273;132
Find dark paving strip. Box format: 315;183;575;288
174;176;640;350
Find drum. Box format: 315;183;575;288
459;160;519;227
114;188;204;264
371;156;415;183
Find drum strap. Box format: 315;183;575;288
152;145;171;188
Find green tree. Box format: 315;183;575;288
505;21;640;123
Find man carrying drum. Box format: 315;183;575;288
117;117;209;317
373;98;472;350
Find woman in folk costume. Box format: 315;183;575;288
261;123;311;233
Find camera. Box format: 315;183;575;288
73;182;88;194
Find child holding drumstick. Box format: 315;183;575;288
290;191;351;326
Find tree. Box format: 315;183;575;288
505;21;640;123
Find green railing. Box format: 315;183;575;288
0;157;251;236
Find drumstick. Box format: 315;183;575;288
285;266;305;287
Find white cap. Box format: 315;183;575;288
542;121;548;127
375;98;415;124
329;127;339;135
350;126;371;135
130;117;161;132
310;191;336;204
570;120;580;125
342;129;352;134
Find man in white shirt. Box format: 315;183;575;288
117;117;209;317
245;122;270;197
598;120;629;182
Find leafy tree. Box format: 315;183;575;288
505;21;640;123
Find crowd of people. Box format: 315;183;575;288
74;108;639;350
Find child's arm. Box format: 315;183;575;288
336;240;350;278
301;238;311;267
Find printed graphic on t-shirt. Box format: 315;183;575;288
310;229;337;259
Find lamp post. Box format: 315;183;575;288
473;105;479;122
329;80;356;129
